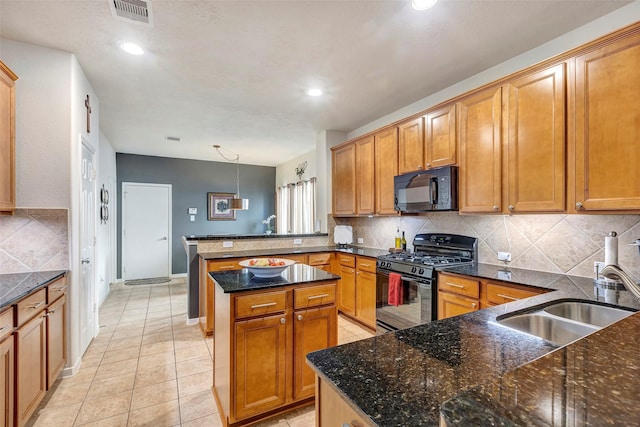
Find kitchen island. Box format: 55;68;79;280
210;264;340;427
307;264;640;426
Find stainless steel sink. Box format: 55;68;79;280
495;300;636;346
543;301;633;328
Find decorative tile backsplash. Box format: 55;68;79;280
0;209;69;274
330;213;640;282
197;235;330;253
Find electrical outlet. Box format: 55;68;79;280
497;252;511;262
223;241;233;248
190;215;195;222
293;238;302;245
357;237;364;244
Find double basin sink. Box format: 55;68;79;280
495;300;637;346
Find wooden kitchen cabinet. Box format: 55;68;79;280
398;117;424;174
316;377;367;427
374;127;399;215
354;257;376;330
425;103;457;169
332;143;357;216
438;292;479;319
572;31;640;212
308;253;333;273
337;262;356;316
506;63;566;213
280;254;307;264
0;61;18;214
46;294;66;388
0;307;14;427
459;86;503;214
355;136;375;215
485;282;542;306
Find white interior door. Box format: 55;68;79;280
80;140;96;352
122;183;172;280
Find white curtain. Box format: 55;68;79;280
277;177;316;234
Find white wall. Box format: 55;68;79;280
275;150;316;186
347;1;640;140
1;39;71;208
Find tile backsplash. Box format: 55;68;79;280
0;209;69;274
330;213;640;282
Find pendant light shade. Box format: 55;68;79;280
213;145;249;210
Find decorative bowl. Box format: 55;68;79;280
238;258;296;278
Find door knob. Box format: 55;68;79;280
160;237;167;240
81;258;90;264
297;315;303;321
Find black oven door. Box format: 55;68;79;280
376;270;433;332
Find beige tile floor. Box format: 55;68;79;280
27;278;374;427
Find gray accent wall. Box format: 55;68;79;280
116;153;276;276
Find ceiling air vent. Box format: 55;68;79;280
110;0;153;26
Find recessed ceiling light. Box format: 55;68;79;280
306;88;323;97
412;0;437;11
120;42;144;55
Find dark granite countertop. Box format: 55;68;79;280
0;270;67;310
199;245;388;261
306;262;640;426
210;264;340;293
185;233;328;241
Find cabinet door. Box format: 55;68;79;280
317;378;367;427
355;271;376;329
16;311;47;427
293;305;337;400
47;295;66;388
507;63;566;213
437;292;478;320
459;87;502;213
0;62;17;213
574;33;640;211
398;117;424;174
337;266;356;316
425;104;457;169
355;136;375;215
332;143;356;216
234;314;287;420
0;335;14;427
374;127;399;215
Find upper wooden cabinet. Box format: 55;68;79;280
506;63;566;213
355;136;375;215
374;127;398;215
425;103;457;169
332;143;356;216
398;117;424;174
572;32;640;212
459;86;503;213
0;61;18;214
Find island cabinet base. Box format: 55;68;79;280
315;377;368;427
212;278;338;427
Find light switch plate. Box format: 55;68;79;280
223;241;233;248
497;252;511;262
190;215;195;222
357;238;364;244
293;239;302;245
188;207;197;215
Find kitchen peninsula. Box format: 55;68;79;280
307;265;640;426
210;263;340;427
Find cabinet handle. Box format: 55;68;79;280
52;286;67;293
49;309;56;314
418;165;423;169
280;318;286;324
496;293;520;301
360;263;371;267
427;163;431;168
219;265;236;270
508;205;514;211
297;314;303;321
307;294;329;300
29;302;45;310
0;325;9;333
446;282;465;289
250;302;277;309
471;303;477;308
576;202;583;209
493;206;499;211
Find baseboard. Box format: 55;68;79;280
61;356;82;378
186;317;199;326
171;273;187;279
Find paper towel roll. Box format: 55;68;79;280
605;232;618;266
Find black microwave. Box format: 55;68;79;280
394;166;458;212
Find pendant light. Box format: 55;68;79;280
213;145;249;210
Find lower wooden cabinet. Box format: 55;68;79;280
16;310;47;426
355;270;376;329
46;294;66;388
337;265;356;316
438;292;479;319
316;377;367;427
337;255;377;330
0;334;14;427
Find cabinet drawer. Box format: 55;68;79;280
294;284;336;309
308;253;332;266
337;254;355;268
438;274;480;299
0;307;14;341
356;257;376;273
486;282;543;305
281;254;307;264
17;288;47;326
208;259;244;271
235;291;287;319
47;276;67;303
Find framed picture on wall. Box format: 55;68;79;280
207;192;236;221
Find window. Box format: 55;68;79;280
277;177;316;234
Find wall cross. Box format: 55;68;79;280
85;94;92;133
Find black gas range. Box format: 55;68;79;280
375;233;478;332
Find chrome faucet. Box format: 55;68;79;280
601;264;640;302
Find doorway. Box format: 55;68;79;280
122;182;172;280
80;139;97;352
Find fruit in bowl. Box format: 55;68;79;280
239;258;295;278
248;258;286;267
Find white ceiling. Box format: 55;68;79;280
0;0;632;166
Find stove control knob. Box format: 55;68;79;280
418;268;424;275
411;267;417;274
